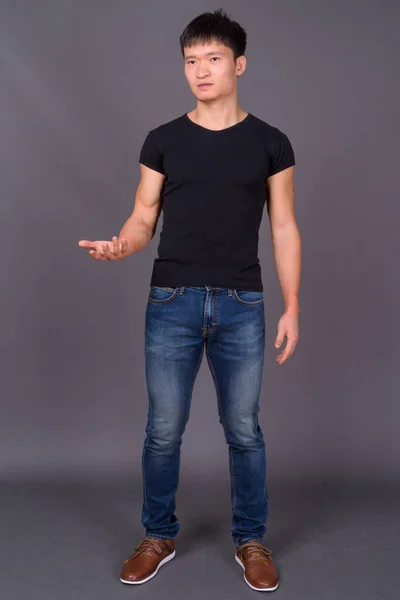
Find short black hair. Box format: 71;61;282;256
179;8;247;61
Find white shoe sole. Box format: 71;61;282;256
120;549;176;585
235;553;279;592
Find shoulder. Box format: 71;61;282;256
146;114;186;141
249;114;295;175
248;113;292;146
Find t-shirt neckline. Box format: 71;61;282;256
182;111;252;133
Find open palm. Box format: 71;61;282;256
78;236;129;260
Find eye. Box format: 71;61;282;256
211;57;220;61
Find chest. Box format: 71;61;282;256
163;134;269;187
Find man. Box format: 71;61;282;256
79;8;300;593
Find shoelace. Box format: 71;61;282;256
124;538;164;562
239;542;273;561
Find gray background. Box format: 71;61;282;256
1;1;399;598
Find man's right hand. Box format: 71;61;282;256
78;236;129;260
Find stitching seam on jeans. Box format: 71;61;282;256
207;289;220;334
188;343;205;407
206;350;237;513
233;289;264;305
148;288;179;304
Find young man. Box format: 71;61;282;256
79;8;300;593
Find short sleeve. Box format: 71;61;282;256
139;130;165;175
268;131;295;177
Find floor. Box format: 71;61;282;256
1;469;398;599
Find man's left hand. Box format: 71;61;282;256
274;311;299;365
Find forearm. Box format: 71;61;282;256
119;215;153;255
271;222;302;313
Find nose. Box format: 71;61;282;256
196;62;210;78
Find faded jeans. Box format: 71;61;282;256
141;285;268;547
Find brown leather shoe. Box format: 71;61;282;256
120;536;176;585
235;541;279;591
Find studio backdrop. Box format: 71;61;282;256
1;1;398;500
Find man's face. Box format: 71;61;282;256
183;41;244;101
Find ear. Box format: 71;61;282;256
236;55;247;77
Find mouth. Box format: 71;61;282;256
197;83;213;88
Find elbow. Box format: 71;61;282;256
270;219;299;241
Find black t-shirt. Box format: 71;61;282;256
139;112;295;291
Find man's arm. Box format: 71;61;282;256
266;165;301;313
119;163;165;255
266;165;301;364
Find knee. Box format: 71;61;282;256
225;419;265;447
144;418;185;450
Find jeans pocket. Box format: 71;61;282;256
232;289;264;305
148;286;179;304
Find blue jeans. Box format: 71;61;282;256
141;285;268;547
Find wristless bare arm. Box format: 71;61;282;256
119;164;165;255
266;165;301;314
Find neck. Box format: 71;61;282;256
190;103;248;131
